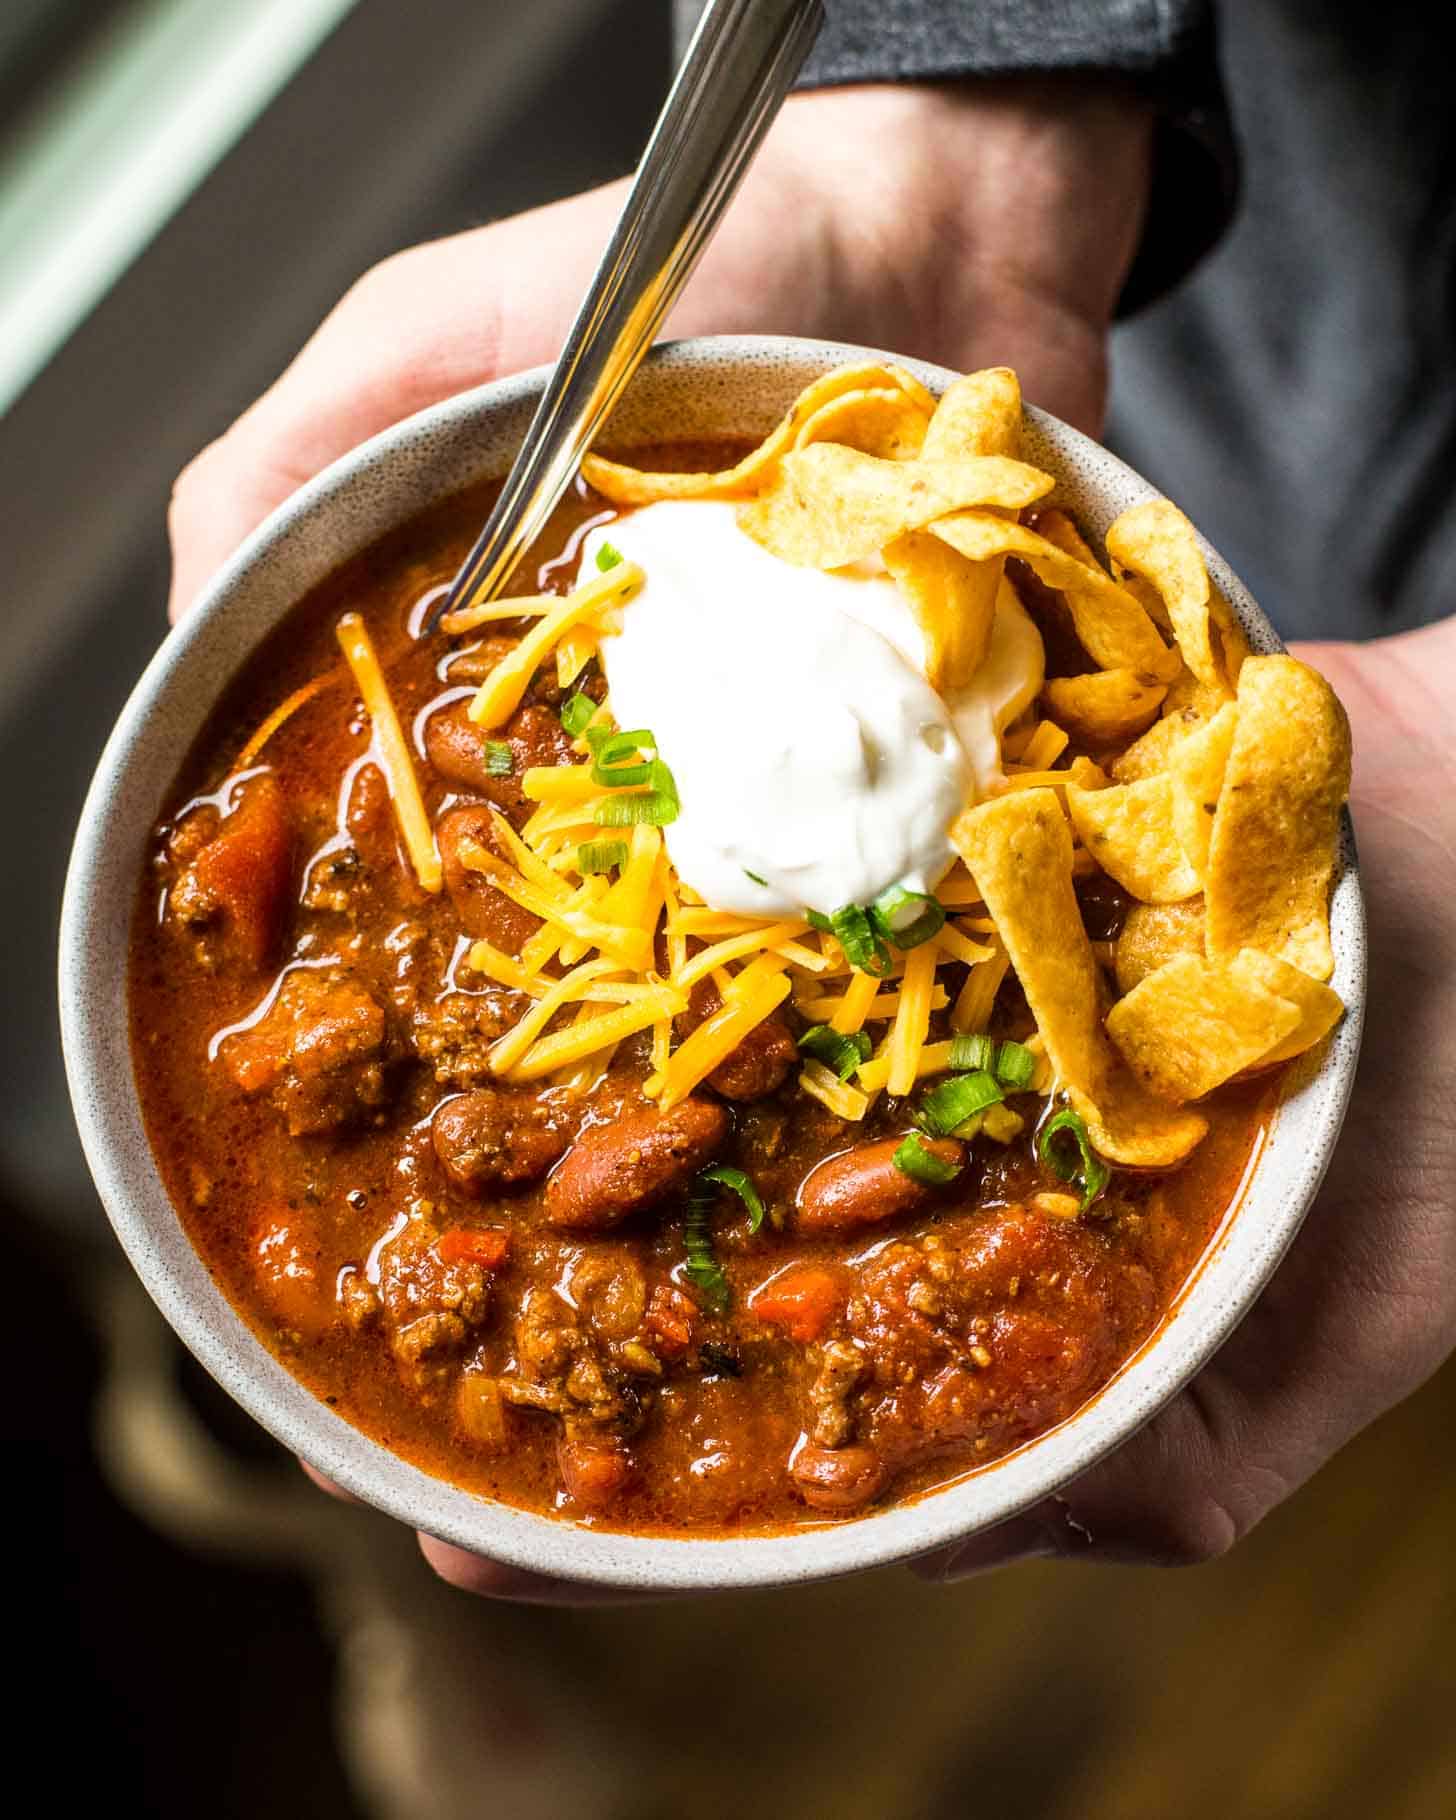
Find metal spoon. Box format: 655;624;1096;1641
427;0;823;630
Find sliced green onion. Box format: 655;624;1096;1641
1037;1108;1110;1212
995;1039;1037;1091
699;1163;765;1234
593;792;672;827
595;541;624;572
560;691;595;736
917;1070;1003;1137
869;883;946;949
484;741;513;777
892;1132;963;1186
805;909;833;934
947;1032;997;1073
577;839;628;876
829;903;894;978
744;869;768;888
947;1032;1039;1091
590;727;657;788
593;756;680;827
798;1024;871;1081
584;722;615;757
682;1188;731;1313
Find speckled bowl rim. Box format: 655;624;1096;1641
60;336;1364;1591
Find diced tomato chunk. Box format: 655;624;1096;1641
436;1226;510;1271
188;774;293;970
558;1435;632;1508
253;1211;331;1338
749;1264;842;1343
644;1282;698;1358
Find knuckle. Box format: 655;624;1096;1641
1131;1494;1241;1568
1059;1482;1242;1568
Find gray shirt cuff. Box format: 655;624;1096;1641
672;0;1236;312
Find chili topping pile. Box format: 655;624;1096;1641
130;364;1351;1528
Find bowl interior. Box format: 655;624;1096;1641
60;336;1364;1590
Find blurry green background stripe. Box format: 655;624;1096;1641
0;0;361;417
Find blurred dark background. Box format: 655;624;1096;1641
7;2;1453;1814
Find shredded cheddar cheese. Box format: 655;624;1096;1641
334;613;442;893
424;551;1072;1111
467;563;643;727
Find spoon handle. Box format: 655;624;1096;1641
434;0;823;625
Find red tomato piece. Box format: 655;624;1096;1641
749;1264;842;1343
435;1226;510;1271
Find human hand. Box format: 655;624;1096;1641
421;624;1456;1601
167;75;1150;619
918;616;1456;1578
168;73;1159;1601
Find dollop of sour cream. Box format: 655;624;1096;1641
584;502;1042;919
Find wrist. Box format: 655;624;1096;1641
678;79;1151;430
793;78;1149;318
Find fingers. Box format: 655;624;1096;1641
297;1459;366;1505
299;1465;677;1604
416;1533;683;1607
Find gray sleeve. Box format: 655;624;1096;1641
671;1;1236;311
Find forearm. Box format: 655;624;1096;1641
677;0;1232;313
667;79;1151;427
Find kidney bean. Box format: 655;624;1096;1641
543;1099;729;1231
790;1442;885;1513
432;1088;568;1193
424;700;573;824
795;1136;966;1235
435;804;541;951
681;980;797;1100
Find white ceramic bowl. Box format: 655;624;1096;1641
59;336;1364;1591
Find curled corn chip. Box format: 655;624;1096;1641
582;362;929;504
793;386;930;460
883;369;1026;690
934;511;1180;683
1106;950;1303;1103
1108;706;1205;782
1041;669;1167;746
1117;569;1174;632
1167;700;1239;881
1204;656;1352;981
1105;499;1250;696
738;449;1054;570
885;531;999;690
1228;950;1345;1065
1114;900;1207;995
951;790;1206;1167
921;367;1022;461
1065;775;1202;903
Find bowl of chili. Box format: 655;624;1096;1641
59;336;1364;1590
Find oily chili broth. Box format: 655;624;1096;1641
129;445;1264;1534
